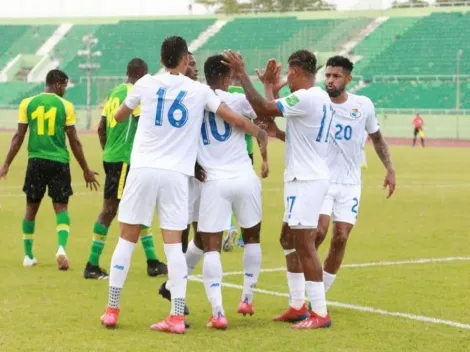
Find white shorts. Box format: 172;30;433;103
283;179;329;229
198;171;262;233
118;168;189;230
188;177;202;224
320;183;361;225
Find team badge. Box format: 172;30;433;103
285;94;300;107
351;108;361;118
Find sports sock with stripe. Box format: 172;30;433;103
56;211;70;250
88;222;108;266
22;219;35;259
140;225;158;261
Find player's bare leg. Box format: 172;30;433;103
273;223;309;322
291;227;331;330
315;215;331;250
200;231;228;330
238;222;262;316
181;224;191;253
53;202;71;271
322;221;354;293
150;229;187;334
101;222;141;328
22;202;41;267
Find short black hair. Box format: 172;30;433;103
127;58;148;74
161;36;188;69
204;54;231;85
326;55;354;73
46;69;68;86
288;50;317;75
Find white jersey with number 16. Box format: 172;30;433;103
124;73;221;176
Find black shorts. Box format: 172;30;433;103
103;161;130;200
23;158;73;204
249;153;254;165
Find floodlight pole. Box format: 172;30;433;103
78;35;102;130
456;49;463;140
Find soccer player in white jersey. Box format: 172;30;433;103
315;56;396;293
197;55;268;329
223;50;334;329
100;36;268;334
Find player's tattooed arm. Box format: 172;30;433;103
0;123;28;179
66;126;100;191
222;51;282;118
98;116;107;150
369;130;396;198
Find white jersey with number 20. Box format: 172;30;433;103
328;93;380;185
124;73;221;176
275;87;333;182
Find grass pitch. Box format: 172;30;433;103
0;133;469;352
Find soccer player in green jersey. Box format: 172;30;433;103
84;58;167;279
0;69;99;270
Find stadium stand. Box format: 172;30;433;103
0;10;469;111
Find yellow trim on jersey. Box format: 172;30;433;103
23;234;34;240
126;84;141;117
117;162;128;200
62;99;76;126
18;97;33;124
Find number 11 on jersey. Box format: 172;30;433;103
31;106;57;136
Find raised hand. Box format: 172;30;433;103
222;50;247;77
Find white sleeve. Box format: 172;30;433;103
124;78;145;110
365;99;380;134
203;85;222;113
275;89;310;118
236;94;257;120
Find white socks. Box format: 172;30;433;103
323;271;337;293
203;251;224;317
108;238;137;308
241;243;261;303
306;281;328;317
185;240;204;275
287;272;305;309
164;243;188;316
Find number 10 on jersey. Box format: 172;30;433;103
155;88;188;128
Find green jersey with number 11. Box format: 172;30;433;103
18;92;76;164
101;83;140;164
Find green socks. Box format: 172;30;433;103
22;219;35;259
88;222;108;266
140;226;157;261
56;211;71;249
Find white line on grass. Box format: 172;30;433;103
218;256;470;277
188;276;470;330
